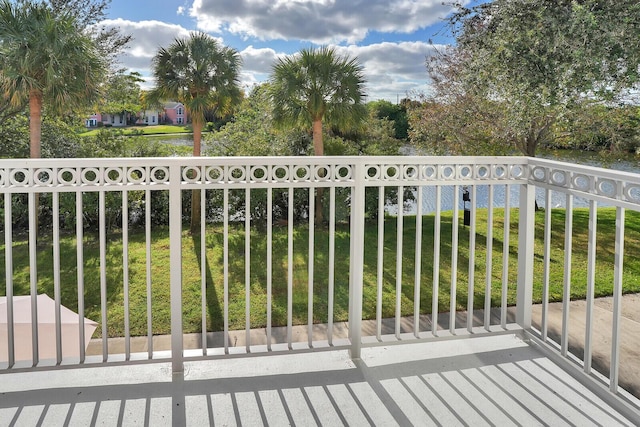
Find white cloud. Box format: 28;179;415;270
190;0;458;44
177;6;185;15
100;19;193;71
102;18;437;101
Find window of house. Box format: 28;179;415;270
178;107;183;115
152;116;155;123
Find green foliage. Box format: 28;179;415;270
0;126;189;232
419;0;640;157
206;85;408;222
99;70;143;122
553;104;640;153
44;0;131;68
206;84;310;157
409;97;516;156
367;99;409;140
0;114;83;159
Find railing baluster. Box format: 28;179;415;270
308;188;314;348
414;184;423;338
432;186;441;336
5;192;15;367
451;185;459;334
201;186;207;355
584;200;597;373
145;189;153;358
348;162;365;359
287;187;294;349
561;194;573;357
267;187;273;350
169;164;183;373
501;185;510;329
123;189;130;360
245;187;251;352
610;206;625;393
395;185;404;339
542;189;552;340
223;188;229;354
99;190;108;361
328;186;336;346
484;185;494;331
376;186;384;341
53;192;62;364
467;185;476;333
76;191;86;363
28;192;38;366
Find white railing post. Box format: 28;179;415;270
348;161;365;359
516;181;536;328
170;163;183;373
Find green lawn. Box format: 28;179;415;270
79;124;193;137
1;207;639;337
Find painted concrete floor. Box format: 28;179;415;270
1;334;638;426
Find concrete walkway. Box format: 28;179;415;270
530;294;640;398
87;294;640;397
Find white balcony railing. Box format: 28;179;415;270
1;156;640;405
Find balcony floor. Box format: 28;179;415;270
1;334;637;426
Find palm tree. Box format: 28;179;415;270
150;32;242;230
0;0;106;158
269;46;367;223
150;32;242;158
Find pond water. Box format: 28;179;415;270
147;134;193;146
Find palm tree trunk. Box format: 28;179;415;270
312;119;324;225
29;90;42;158
191;117;202;232
29;90;42;238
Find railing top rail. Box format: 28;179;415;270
528;157;640;184
527;156;640;210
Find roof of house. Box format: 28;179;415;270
163;102;184;110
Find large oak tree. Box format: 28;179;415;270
414;0;640;156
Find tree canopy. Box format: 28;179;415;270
413;0;640;156
42;0;130;67
99;71;144;123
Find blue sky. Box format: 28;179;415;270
102;0;468;102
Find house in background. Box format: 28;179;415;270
85;112;129;127
136;109;159;126
161;102;187;125
101;113;128;127
85;102;187;127
85;113;101;128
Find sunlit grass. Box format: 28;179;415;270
79;124;194;137
1;207;638;337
